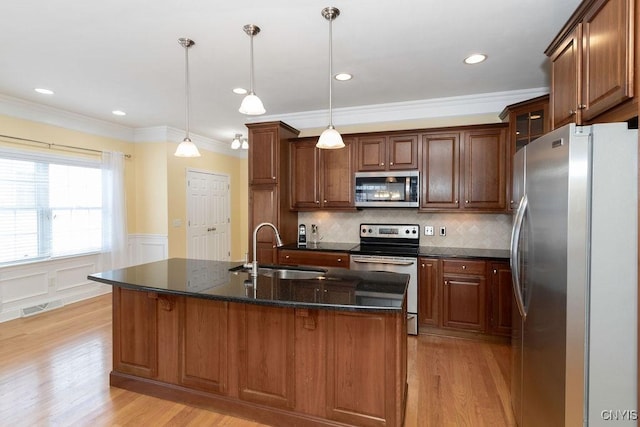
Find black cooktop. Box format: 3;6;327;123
350;243;419;258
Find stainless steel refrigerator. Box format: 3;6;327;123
510;123;637;426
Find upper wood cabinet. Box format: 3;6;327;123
290;137;356;210
419;124;508;212
546;0;636;128
420;132;460;210
357;134;419;171
499;95;550;153
461;127;508;211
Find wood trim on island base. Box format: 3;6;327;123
111;287;408;427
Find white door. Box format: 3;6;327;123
187;170;230;261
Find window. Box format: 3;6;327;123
0;150;102;265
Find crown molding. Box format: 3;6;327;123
251;87;549;130
0;93;135;141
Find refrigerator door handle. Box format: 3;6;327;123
510;195;528;320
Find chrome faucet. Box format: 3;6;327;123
249;222;284;277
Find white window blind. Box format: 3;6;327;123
0;150;102;265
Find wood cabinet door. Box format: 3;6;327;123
461;128;507;211
249;185;278;263
581;0;634;121
179;298;228;393
249;126;279;185
357;136;387;171
420;133;460;210
112;288;158;378
239;304;295;409
550;24;582;128
321;137;355;208
418;258;440;326
327;311;392;427
442;274;486;332
489;262;513;336
388;134;418;170
290;139;320;209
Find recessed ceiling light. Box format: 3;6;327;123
233;87;248;95
464;54;487;65
112;110;126;116
334;73;353;81
35;88;54;95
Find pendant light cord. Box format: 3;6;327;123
184;41;191;138
249;33;255;94
328;16;333;127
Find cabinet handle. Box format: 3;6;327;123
207;227;216;232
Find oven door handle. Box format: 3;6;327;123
351;258;416;266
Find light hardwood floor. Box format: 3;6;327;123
0;294;515;426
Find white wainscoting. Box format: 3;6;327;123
0;234;168;323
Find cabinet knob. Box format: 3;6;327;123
381;162;385;166
337;258;342;262
421;263;425;268
569;109;576;115
465;200;469;204
324;289;328;293
390;162;394;165
272;176;276;179
315;200;320;204
462;265;466;270
285;255;290;259
323;200;327;203
455;200;459;204
578;104;586;110
444;280;449;286
493;269;497;274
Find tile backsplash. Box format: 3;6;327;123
299;210;513;250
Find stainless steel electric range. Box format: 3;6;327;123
350;224;419;335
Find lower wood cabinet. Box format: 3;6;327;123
278;249;349;268
111;286;406;427
418;257;513;338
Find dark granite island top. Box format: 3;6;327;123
88;258;408;313
88;258;409;427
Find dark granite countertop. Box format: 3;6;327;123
280;242;358;252
418;246;510;260
88;258;407;313
279;242;510;260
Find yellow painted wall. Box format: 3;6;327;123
165;143;249;261
0;115;137;233
133;142;168;235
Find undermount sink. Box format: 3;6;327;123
229;264;326;280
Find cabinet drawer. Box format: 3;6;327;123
442;259;485;275
279;250;349;268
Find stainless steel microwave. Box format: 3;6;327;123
354;171;419;207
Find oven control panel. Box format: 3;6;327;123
359;224;420;240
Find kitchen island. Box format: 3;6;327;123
88;258;408;427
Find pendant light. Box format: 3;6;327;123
316;7;345;150
174;37;201;157
231;134;242;150
239;24;266;115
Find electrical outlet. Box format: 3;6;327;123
424;225;434;236
439;226;446;236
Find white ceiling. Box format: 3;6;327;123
0;0;581;144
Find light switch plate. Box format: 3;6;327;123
425;226;434;236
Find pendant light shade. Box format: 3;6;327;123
175;37;201;157
239;24;266;115
317;7;344;150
